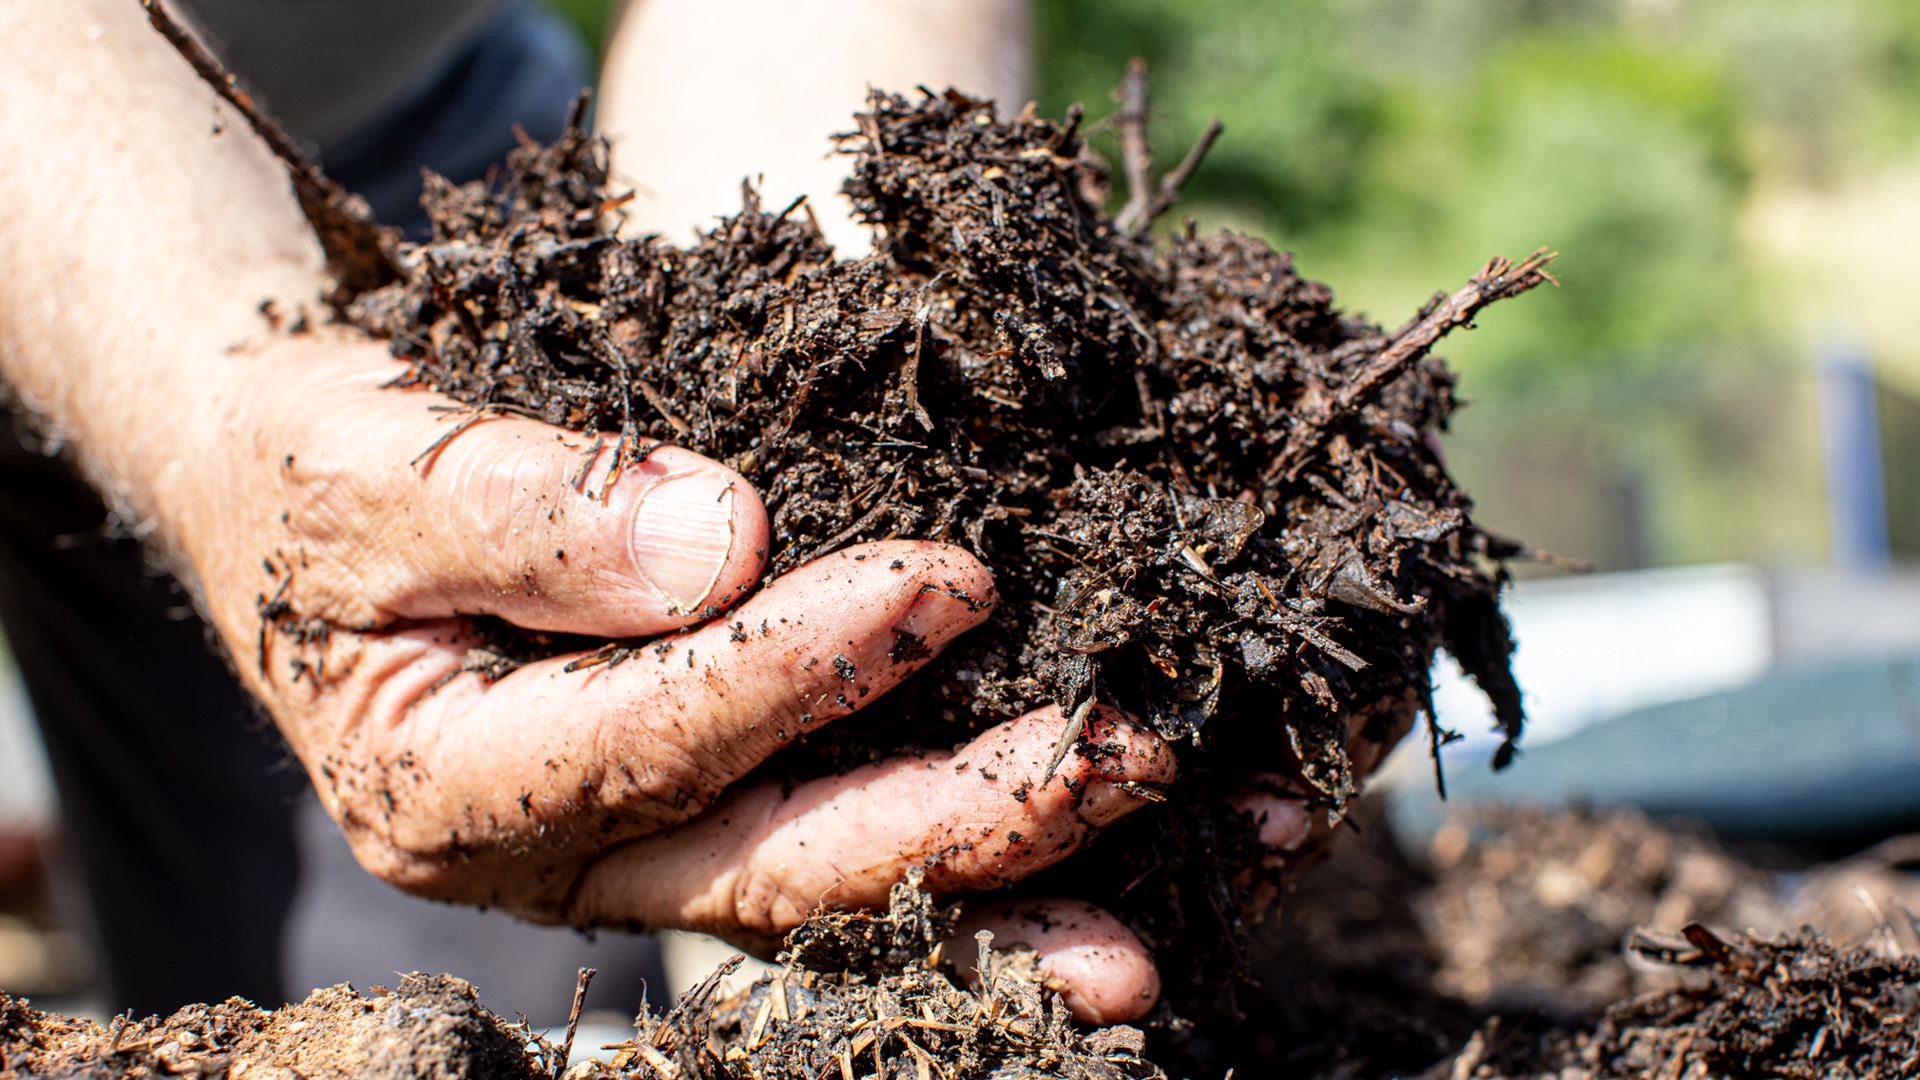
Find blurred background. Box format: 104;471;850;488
8;0;1920;1038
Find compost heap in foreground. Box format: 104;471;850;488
12;807;1920;1080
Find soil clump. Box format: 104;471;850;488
165;16;1554;1012
135;0;1557;1043
0;974;545;1080
1204;802;1920;1080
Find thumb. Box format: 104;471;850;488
261;347;770;639
394;421;771;637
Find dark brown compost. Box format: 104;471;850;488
346;88;1549;1007
145;0;1552;1020
16;807;1920;1080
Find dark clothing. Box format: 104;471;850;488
0;419;305;1017
319;1;594;235
3;2;661;1018
186;0;507;150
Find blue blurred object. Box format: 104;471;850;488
1391;652;1920;847
1817;334;1891;576
321;1;592;238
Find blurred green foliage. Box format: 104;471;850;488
1039;0;1920;390
1036;0;1920;568
545;0;617;55
545;0;1920;390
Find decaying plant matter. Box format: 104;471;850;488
143;0;1552;1016
0;974;546;1080
1440;926;1920;1080
580;872;1166;1080
15;808;1920;1080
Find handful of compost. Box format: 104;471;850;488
225;65;1548;1009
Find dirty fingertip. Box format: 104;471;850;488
864;541;998;641
1226;775;1314;851
953;900;1160;1024
1069;708;1178;828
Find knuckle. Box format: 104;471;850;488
439;435;565;586
728;867;814;937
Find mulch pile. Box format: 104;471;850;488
12;806;1920;1079
0;974;542;1080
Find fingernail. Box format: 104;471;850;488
892;576;994;644
630;471;737;613
1074;722;1177;828
1258;800;1313;850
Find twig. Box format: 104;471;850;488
1139;119;1223;231
633;375;691;437
139;0;398;299
1042;696;1096;784
140;2;317;191
1108;59;1222;234
972;929;997;1009
556;966;597;1076
1266;248;1559;483
1113;59;1154;234
409;410;494;468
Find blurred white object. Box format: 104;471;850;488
661;930;775;1001
1393;560;1920;788
0;644;53;830
1431;563;1772;756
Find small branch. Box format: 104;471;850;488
140;1;316;186
555;966;596;1077
1267;248;1559;482
1341;248;1559;410
1109;60;1223;234
140;0;398;301
1113;58;1154;234
1138;119;1223;232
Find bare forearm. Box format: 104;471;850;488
0;0;322;545
596;0;1031;251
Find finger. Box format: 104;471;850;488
1225;776;1313;853
1344;693;1418;782
259;345;769;636
1225;774;1322;914
564;706;1176;937
405;429;771;633
951;899;1160;1024
301;542;994;901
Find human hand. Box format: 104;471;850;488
171;333;1177;1019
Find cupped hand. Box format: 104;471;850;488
173;333;1176;1018
946;699;1418;1023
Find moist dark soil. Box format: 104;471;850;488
237;68;1551;1017
1387;806;1920;1080
15;806;1920;1080
59;14;1920;1080
1117;802;1920;1080
143;0;1555;1041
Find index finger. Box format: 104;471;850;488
302;541;995;909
